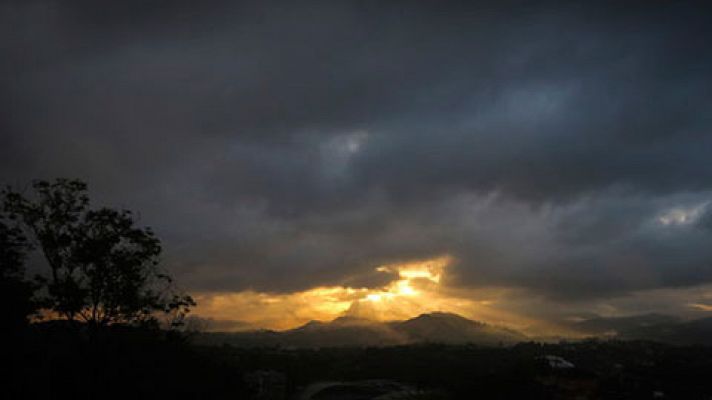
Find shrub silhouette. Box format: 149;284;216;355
2;179;194;329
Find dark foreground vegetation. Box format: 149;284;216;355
196;340;712;399
2;323;246;399
5;324;712;399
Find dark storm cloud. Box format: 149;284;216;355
2;1;712;303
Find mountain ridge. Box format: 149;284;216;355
194;312;527;348
570;313;712;346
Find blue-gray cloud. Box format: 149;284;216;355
2;0;712;307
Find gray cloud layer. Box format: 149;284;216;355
2;1;712;305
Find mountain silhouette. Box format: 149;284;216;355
391;312;526;345
194;312;527;348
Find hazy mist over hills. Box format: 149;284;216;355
193;311;712;348
194;312;527;348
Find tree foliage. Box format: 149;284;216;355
0;212;37;329
2;179;194;328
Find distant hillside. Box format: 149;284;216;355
572;313;682;336
572;314;712;346
619;317;712;345
193;312;527;348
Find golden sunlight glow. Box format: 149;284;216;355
192;255;539;332
360;257;449;302
689;303;712;312
366;293;385;302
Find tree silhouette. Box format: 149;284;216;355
0;212;37;330
2;179;194;329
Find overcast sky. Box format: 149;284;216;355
3;0;712;327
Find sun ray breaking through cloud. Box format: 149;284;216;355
191;255;529;331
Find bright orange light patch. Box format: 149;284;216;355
192;255;529;331
361;256;449;302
